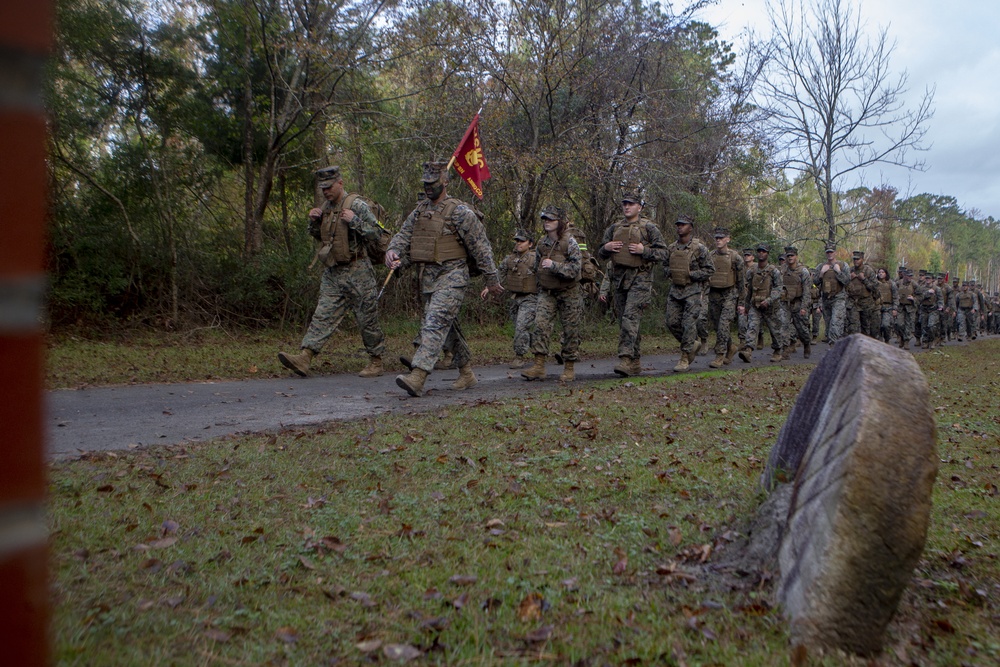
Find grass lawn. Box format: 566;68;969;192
47;337;999;665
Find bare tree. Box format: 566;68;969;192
759;0;934;245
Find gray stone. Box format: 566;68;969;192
774;334;938;655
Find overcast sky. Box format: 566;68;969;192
697;0;1000;220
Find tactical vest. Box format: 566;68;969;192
751;267;773;305
847;268;869;298
898;282;914;305
709;251;736;289
668;246;694;286
821;264;843;296
611;223;644;268
409;198;468;264
502;252;538;294
536;235;577;291
877;281;893;305
958;292;974;308
782;267;803;301
319;193;361;266
920;288;937;307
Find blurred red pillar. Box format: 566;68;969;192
0;2;52;665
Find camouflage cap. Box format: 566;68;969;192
540;205;566;220
675;213;695;226
421;161;449;183
784;246;798;255
315;165;341;188
513;228;531;242
712;226;730;238
756;243;770;253
742;247;754;256
621;191;643;205
825;243;837;253
852;250;864;258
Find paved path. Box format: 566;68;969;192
46;339;949;459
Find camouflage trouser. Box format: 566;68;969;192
811;304;822;339
782;300;811;346
896;307;916;345
746;303;787;351
942;309;954;339
411;284;470;373
879;306;896;343
696;287;709;341
665;291;703;355
822;294;847;343
707;287;738;353
919;308;940;345
301;259;385;357
956;308;975;338
613;281;652;359
509;292;538;357
738;310;749;347
846;297;878;338
532;284;583;362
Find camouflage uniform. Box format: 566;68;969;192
875;276;899;343
780;252;813;351
498;241;538;359
597;214;667;362
737;249;755;347
815;250;851;343
386;193;499;375
299;178;385;359
809;283;822;341
845;253;879;337
955;283;977;340
706;235;745;361
531;232;583;362
895;272;918;348
664;228;715;358
743;253;786;357
917;280;944;348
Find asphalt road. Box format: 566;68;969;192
46;339;945;459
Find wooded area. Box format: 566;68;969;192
46;0;1000;330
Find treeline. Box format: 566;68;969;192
45;0;999;330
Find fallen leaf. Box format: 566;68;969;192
275;626;299;643
524;625;554;643
448;574;477;586
147;537;177;549
204;628;231;643
612;547;628;575
356;639;382;653
517;593;545;622
383;643;421;662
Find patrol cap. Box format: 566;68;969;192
675;213;694;226
712;227;730;238
742;248;754;256
825;244;836;253
784;246;798;255
315;165;341;189
421;160;449;183
513;228;530;242
756;243;770;253
852;250;864;259
540;205;566;220
621;191;643;205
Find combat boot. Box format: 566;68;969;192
709;352;726;369
559;361;575;382
399;356;413;371
781;346;792;360
452;364;477;390
508;355;528;369
396;367;429;397
770;349;783;363
521;354;547;381
697;338;710;356
724;341;739;365
673;351;690;373
434;350;455;370
358;356;384;378
629;357;643;376
278;348;314;377
613;356;632;377
738;346;753;363
803;342;811;359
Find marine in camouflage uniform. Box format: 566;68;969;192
737;248;755;347
705;227;745;368
845;250;879;338
780;246;813;358
597;192;667;377
809;282;822;341
278;166;386;378
740;244;786;363
874;268;899;344
917;273;945;349
521;206;583;382
664;214;715;372
955;281;977;341
489;229;538;368
815;244;851;344
387;161;502;397
895;268;918;349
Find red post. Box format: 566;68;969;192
0;2;53;665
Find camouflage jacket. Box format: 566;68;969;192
781;263;813;311
597;217;668;290
663;237;714;300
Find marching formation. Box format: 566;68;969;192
278;164;1000;397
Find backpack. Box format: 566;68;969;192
567;222;599;284
343;193;391;264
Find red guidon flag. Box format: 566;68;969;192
451;114;491;199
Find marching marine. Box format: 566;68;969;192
780;246;813;358
740;244;786;363
663;214;715;372
815;244;851;344
705;227;745;368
